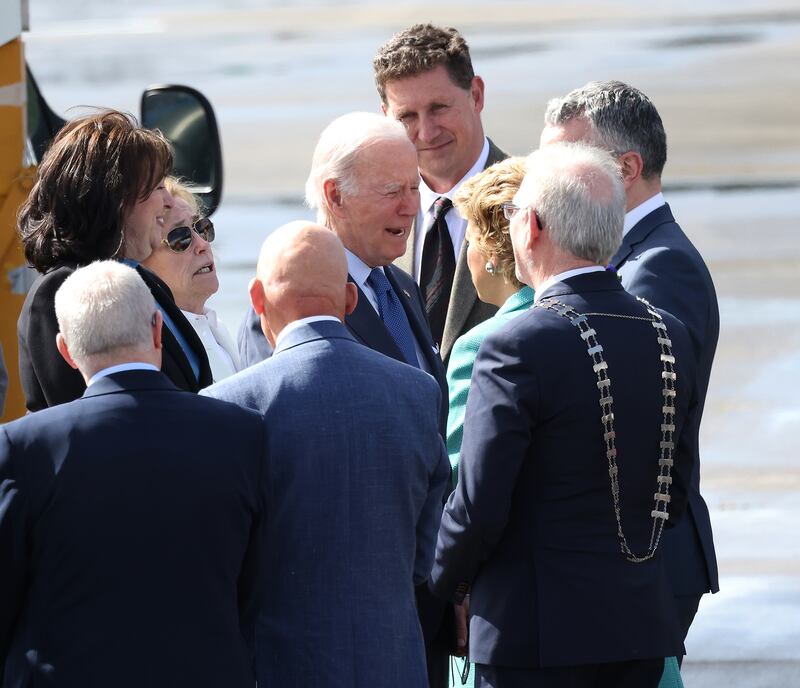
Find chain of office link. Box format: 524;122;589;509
534;296;678;563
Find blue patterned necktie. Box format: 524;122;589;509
366;268;419;368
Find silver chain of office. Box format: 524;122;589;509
534;295;678;563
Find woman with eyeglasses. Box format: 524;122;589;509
17;110;213;412
142;178;240;382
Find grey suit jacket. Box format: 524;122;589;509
610;202;720;596
202;319;450;688
394;137;508;364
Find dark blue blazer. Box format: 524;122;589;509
18;265;213;412
0;370;265;687
203;320;450;687
431;271;698;668
237;266;448;436
610;203;720;596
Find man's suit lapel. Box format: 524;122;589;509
344;275;406;363
440;237;477;357
385;267;440;370
439;138;506;358
136;266;213;389
611;204;676;270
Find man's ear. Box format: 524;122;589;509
323;179;346;219
344;282;359;316
249;277;266;316
380;102;389;116
470;76;485;114
617;150;644;189
56;333;79;370
151;310;163;351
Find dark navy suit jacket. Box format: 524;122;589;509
202;320;450;687
610;203;720;596
0;370;265;687
432;271;698;668
18;265;213;412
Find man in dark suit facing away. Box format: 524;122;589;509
203;223;450;687
432;143;699;687
541;80;720;645
0;261;265;688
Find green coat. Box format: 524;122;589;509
445;286;535;481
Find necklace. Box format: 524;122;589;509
534;296;677;563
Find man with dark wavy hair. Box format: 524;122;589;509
374;24;508;367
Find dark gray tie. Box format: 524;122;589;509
420;196;455;346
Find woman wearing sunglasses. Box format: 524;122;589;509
17;110;213;412
142;178;241;382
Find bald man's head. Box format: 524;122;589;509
249;221;358;346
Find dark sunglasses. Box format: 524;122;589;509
162;217;215;253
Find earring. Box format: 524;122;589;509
485;261;496;275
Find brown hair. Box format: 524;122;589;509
453;157;526;288
18;110;173;273
373;24;475;103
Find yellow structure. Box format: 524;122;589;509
0;17;33;421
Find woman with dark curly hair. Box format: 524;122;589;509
17;110;212;412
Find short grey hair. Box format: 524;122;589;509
515;142;625;265
544;80;667;179
304;112;411;225
55;260;156;360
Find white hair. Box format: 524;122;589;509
304;112;410;225
55;260;156;360
516;142;625;265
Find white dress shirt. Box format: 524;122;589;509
87;362;159;387
413;137;491;281
181;307;240;383
344;248;429;372
623;192;666;236
534;266;606;304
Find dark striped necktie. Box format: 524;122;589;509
420;196;455;346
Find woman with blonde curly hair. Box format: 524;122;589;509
446;157;535;479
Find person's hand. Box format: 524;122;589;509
453;595;470;657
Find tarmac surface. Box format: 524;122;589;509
24;1;800;684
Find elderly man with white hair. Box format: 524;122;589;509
236;111;451;681
431;142;700;688
0;261;266;688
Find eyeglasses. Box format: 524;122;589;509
501;203;526;221
501;203;544;230
162;217;215;253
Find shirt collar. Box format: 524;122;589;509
344;247;379;289
533;266;606;303
275;315;341;348
87;362;159;386
623;192;665;236
419;136;490;213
